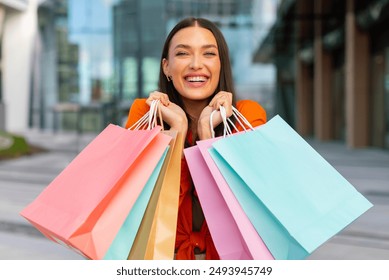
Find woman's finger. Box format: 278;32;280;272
146;91;170;106
209;91;233;117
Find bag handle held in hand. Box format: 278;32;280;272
129;100;164;131
209;105;254;138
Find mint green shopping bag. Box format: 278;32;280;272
209;148;308;259
209;115;373;259
104;148;169;260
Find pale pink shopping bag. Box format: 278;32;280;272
184;145;252;259
196;137;274;260
20;124;170;259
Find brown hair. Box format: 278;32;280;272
158;17;236;142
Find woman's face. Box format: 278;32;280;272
163;26;221;102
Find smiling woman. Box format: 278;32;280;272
162;28;221;103
125;17;267;260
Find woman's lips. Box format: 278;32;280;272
184;75;209;88
185;76;207;82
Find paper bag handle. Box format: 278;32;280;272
129;100;164;131
210;105;254;138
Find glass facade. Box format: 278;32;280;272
255;0;389;149
33;0;276;131
112;0;166;102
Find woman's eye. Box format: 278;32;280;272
204;52;217;56
176;51;188;56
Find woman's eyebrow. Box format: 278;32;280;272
174;44;218;49
202;44;218;49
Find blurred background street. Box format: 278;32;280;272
0;128;388;260
1;0;389;260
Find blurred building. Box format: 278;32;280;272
255;0;389;149
0;0;32;132
34;0;79;130
0;0;78;132
112;0;166;102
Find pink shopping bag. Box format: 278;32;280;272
184;145;252;259
20;124;171;259
195;137;274;260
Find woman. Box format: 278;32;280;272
125;17;267;260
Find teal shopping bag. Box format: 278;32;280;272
209;115;373;259
104;148;169;260
209;149;309;259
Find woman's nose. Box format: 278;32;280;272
190;54;203;70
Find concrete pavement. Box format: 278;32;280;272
0;130;91;260
0;128;388;260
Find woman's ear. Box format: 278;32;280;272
162;58;171;81
162;58;169;76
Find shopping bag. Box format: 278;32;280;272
20;124;170;259
126;151;168;260
143;130;183;259
128;130;181;260
126;142;169;259
195;138;274;260
185;145;257;259
104;147;169;259
183;106;272;259
83;131;171;259
209;115;373;259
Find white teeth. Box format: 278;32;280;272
186;76;207;82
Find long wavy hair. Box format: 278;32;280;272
158;17;236;144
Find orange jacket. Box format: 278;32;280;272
125;99;267;260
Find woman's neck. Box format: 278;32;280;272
182;98;209;121
181;98;210;145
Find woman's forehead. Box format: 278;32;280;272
170;26;218;49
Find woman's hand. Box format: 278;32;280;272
146;91;188;135
208;91;233;117
197;91;233;140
